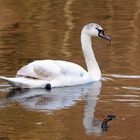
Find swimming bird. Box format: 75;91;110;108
0;23;111;89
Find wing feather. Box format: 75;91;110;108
17;60;61;79
16;60;87;80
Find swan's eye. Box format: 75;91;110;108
96;27;111;41
96;28;104;35
100;30;104;35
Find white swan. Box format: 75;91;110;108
0;23;111;89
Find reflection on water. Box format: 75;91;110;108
0;82;103;136
83;82;102;135
103;74;140;79
63;0;75;56
0;83;98;112
0;0;140;139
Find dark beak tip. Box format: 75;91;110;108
98;30;111;41
104;34;111;41
108;37;112;41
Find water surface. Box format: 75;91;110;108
0;0;140;140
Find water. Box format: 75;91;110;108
0;0;140;139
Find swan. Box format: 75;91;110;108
0;23;111;89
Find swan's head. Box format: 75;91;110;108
83;23;111;41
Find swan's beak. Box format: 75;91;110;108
98;30;111;41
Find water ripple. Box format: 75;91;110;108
113;99;140;102
122;86;140;91
103;74;140;79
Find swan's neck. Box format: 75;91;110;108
81;30;101;80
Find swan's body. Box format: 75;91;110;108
0;23;111;88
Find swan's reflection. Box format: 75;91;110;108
0;81;102;136
83;82;102;135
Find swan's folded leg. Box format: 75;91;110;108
0;76;48;88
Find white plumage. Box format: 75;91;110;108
0;23;111;88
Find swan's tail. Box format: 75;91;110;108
0;76;16;86
0;76;47;88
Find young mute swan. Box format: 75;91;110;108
0;23;111;89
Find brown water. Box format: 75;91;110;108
0;0;140;139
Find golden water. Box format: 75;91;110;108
0;0;140;140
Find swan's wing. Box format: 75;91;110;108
17;60;61;80
17;60;87;80
55;60;87;76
